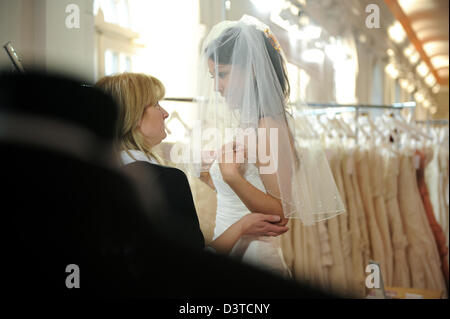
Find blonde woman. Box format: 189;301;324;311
95;72;289;254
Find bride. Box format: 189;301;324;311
189;16;344;277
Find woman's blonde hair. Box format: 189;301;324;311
95;72;165;164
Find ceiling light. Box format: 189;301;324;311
290;4;299;16
298;15;310;26
416;61;429;77
358;34;367;44
403;44;414;57
414;91;425;102
432;84;441;94
388;21;406;44
409;51;420;65
385;63;399;79
425;73;436;87
399;78;409;89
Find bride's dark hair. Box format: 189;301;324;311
206;26;291;103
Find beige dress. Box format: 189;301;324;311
280;218;331;291
355;148;387;282
341;149;366;297
369;149;394;286
425;147;442;225
280;207;333;290
418;151;448;296
382;152;411;288
438;148;449;256
439;148;449;269
332;148;353;292
351;149;371;270
325;148;349;292
398;153;446;294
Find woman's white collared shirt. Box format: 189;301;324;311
120;150;158;165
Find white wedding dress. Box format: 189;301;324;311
210;160;291;278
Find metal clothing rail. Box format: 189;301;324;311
303;102;416;109
163;98;417;144
416;119;449;125
163;97;194;102
301;102;417;144
164;98;417;110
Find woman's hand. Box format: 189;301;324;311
208;212;289;255
239;213;289;237
201;150;217;171
198;150;217;190
218;142;246;183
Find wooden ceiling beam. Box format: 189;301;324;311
384;0;444;85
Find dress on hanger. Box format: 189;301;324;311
438;148;449;251
425;147;442;225
351;149;371;270
341;149;366;297
383;152;411;288
355;148;387;283
293;219;308;280
412;151;447;297
316;220;333;290
369;149;394;287
325;148;348;292
439;147;450;270
332;147;353;292
285;218;331;291
398;153;442;292
306;223;330;290
416;150;449;286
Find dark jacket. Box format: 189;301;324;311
121;161;205;251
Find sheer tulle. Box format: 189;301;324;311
186;15;345;224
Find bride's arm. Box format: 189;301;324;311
207;213;288;254
222;173;286;225
219;117;289;226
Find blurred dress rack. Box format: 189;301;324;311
160;98;449;298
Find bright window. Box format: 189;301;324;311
371;61;384;105
94;0;131;28
287;62;300;103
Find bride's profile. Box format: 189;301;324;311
188;15;345;277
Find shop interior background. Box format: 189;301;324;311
0;0;448;129
0;0;448;299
